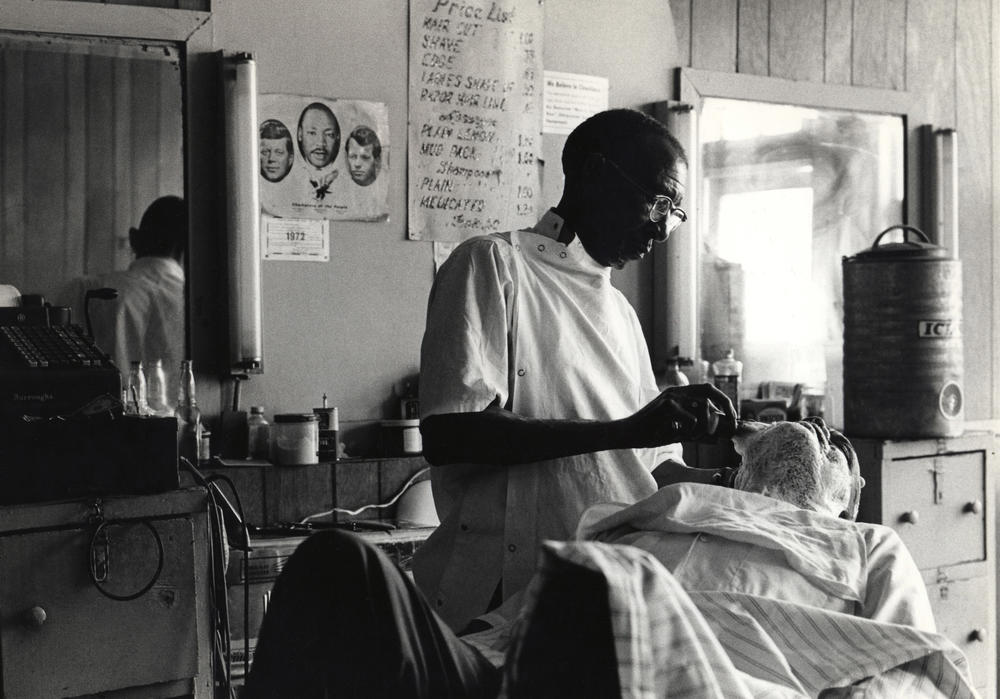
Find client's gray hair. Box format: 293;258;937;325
732;418;863;520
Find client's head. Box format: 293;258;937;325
731;417;864;520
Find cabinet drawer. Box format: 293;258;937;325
882;451;985;569
0;518;199;698
926;575;993;692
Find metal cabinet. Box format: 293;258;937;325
854;433;996;698
0;489;213;699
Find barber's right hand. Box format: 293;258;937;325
621;383;738;447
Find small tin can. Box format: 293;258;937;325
314;406;339;462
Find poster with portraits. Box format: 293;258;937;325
258;95;389;221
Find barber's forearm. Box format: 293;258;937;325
420;407;633;466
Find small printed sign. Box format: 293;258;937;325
263;216;329;261
542;70;609;135
917;320;960;338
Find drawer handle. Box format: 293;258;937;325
968;628;987;643
963;500;983;515
899;510;920;525
21;606;47;628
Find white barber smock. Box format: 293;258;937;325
414;210;677;631
57;256;185;397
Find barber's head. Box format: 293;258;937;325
732;417;864;520
129;196;187;262
559;109;687;269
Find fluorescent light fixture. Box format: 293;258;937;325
221;51;263;372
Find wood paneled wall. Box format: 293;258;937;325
669;0;998;421
0;40;183;301
61;0;208;10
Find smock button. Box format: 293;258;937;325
559;251;567;258
537;244;545;252
436;598;443;607
507;544;517;552
517;368;526;376
460;523;469;531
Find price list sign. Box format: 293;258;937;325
408;0;542;242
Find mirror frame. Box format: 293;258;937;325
652;67;917;374
0;0;216;374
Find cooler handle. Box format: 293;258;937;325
872;225;930;248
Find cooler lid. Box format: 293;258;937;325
849;225;950;261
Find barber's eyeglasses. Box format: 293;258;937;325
601;155;688;232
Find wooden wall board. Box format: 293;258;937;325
380;457;430;504
690;0;738;72
956;0;995;421
853;0;907;89
333;460;380;521
736;0;768;76
85;54;116;273
24;50;66;285
824;0;853;85
906;0;956;127
670;0;692;67
994;0;1000;422
132;58;161;223
265;463;334;525
65;52;87;279
769;0;825;82
1;49;26;279
111;55;132;268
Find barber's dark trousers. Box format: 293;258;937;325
241;529;501;699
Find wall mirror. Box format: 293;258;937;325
0;2;214;383
657;69;914;428
0;30;184;315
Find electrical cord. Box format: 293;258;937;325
181;457;245;699
87;519;165;602
299;466;431;521
205;472;253;682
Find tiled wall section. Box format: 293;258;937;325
198;456;430;526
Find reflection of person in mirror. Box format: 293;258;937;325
297;102;340;200
345;125;382;186
259;119;294;183
56;196;186;395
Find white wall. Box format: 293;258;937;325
209;0;680;452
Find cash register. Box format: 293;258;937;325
0;294;177;505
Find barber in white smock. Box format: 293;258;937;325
415;109;737;632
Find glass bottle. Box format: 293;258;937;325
147;358;173;417
125;361;149;415
175;359;203;465
247;405;270;460
711;349;743;417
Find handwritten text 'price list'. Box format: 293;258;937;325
408;0;542;242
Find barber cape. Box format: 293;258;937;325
464;484;976;696
488;541;978;698
577;483;868;604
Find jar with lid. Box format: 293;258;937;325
247;406;270;460
270;413;319;465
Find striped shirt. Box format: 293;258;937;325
489;541;977;698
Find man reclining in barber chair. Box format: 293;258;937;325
242;419;975;698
